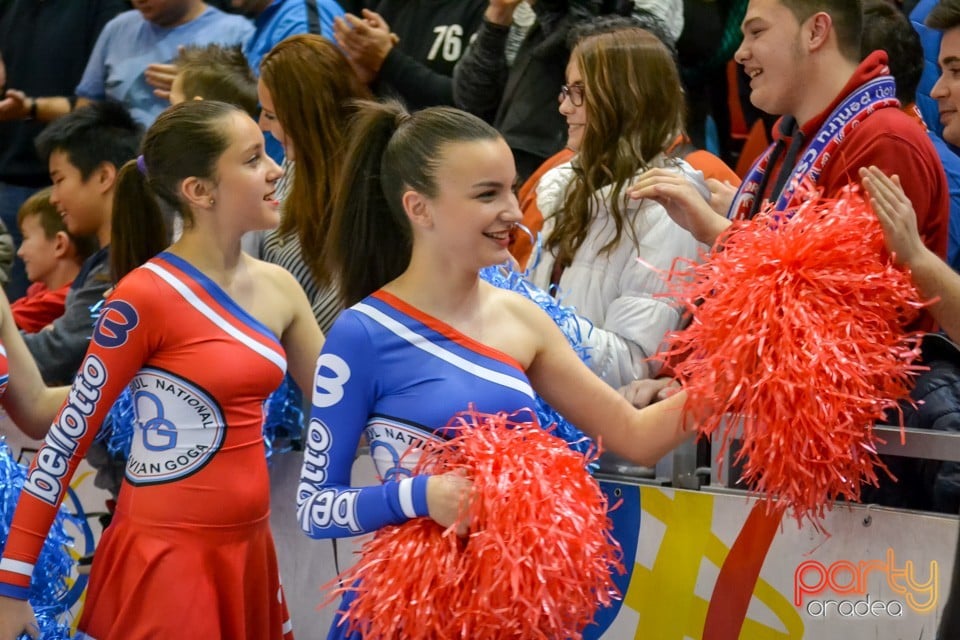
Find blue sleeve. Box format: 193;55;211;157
317;0;344;39
266;12;310;46
297;311;431;539
75;17;114;99
276;0;343;40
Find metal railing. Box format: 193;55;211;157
708;417;960;489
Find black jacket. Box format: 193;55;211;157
0;0;126;185
861;334;960;513
375;0;486;110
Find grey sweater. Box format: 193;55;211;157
23;246;111;385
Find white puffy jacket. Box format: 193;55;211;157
528;158;706;387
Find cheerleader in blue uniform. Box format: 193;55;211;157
298;101;695;638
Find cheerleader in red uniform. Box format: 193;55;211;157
0;100;323;640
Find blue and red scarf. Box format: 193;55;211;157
730;75;900;220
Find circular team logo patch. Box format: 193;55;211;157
125;368;225;485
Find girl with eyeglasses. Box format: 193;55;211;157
528;27;708;390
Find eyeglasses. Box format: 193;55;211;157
558;83;584;107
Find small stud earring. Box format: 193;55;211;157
209;198;215;206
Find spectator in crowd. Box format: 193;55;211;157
0;222;14;290
256;37;370;636
453;0;683;180
9;0;255;129
257;34;370;333
630;0;949;315
0;0;126;300
845;0;960;514
911;0;947;138
25;102;141;386
526;28;705;388
861;0;960;270
11;188;97;333
861;164;960;640
332;0;486;109
146;0;345;162
510;14;740;269
169;44;260;118
231;0;344;72
863;4;960;633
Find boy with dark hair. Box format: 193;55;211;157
12;187;97;332
862;0;924;104
632;0;949;324
169;44;260;118
928;0;960;27
905;6;960;636
861;0;960;273
779;0;864;60
27;101;141;385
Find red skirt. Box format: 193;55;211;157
75;512;294;639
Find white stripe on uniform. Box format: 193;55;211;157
354;302;534;399
144;262;287;373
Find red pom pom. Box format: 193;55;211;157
657;185;926;529
326;412;623;639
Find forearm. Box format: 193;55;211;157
297;411;430;538
33;97;73;123
35;387;70;436
906;248;960;342
379;48;455;107
297;476;431;539
452;20;510;119
616;390;694;467
5;386;68;441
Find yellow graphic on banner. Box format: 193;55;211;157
624;488;804;639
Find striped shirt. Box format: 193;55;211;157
261;160;341;334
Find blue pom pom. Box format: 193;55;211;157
0;441;78;639
99;386;135;460
99;376;305;463
479;263;594;456
262;375;304;460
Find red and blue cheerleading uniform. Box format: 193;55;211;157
0;252;294;639
297;290;538;638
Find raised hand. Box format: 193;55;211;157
0;89;29;122
859;165;925;267
144;62;178;101
627;167;731;245
333;10;396;81
485;0;525;25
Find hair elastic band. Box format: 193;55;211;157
136;155;147;176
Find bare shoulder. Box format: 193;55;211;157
246;255;309;313
481;282;559;338
248;255;301;293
